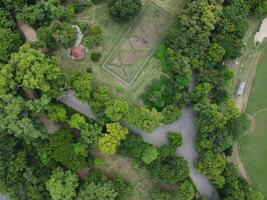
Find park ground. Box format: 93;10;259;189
55;0;186;105
239;42;267;197
228;16;267;198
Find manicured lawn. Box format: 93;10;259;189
245;45;267;114
240;111;267;196
240;44;267;197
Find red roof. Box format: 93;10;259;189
71;46;85;60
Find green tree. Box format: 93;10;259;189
141;146;159;164
99;123;128;155
152;189;173;200
0;94;44;141
161;105;181;124
148;155;189;184
67;71;93;101
46;168;78;200
40;129;87;170
176;180;195;200
167;132;183;147
47;104;67;122
206;43;226;67
10;43;60;92
69;113;87;130
50;22;77;48
0;28;22;62
142;76;175;111
196;151;226;188
0;64;16;94
77;182;117;200
108;0;142;21
105;98;129;121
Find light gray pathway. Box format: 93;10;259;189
59;91;220;199
58;90;97;119
126;106;220;200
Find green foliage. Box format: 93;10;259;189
10;43;60;93
0;10;15;29
0;64;16;94
206;43;226;67
0;94;45;141
17;0;75;26
108;0;142;21
37;26;57;50
80;123;102;145
50;22;77;48
91;52;102;62
152;189;173;200
161;105;181;124
98;123;128;155
142;76;175;111
47;104;67;122
40;129;87;170
167;132;183;147
176;180;195;200
0;28;22;62
120;134;151;160
219;163;264;200
69;113;87;129
46;168;78;200
77;182;117;200
194;100;227;134
111;176;133;200
105;98;129;121
67;70;93;102
227;113;249;140
140;108;163;132
148;155;189;184
155;42;168;73
196;151;226;188
213;0;249;59
141;146;159;164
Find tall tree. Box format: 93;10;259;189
46;168;78;200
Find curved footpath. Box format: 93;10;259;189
58;92;220;200
126;106;219;200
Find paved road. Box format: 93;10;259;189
126;106;219;200
58;90;97;120
59;91;220;200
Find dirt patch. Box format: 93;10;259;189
92;150;153;200
17;20;38;43
255;17;267;43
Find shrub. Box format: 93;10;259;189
167;132;183;147
91;52;102;62
108;0;142;21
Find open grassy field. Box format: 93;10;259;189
226;16;267;197
56;0;185;105
239;43;267;197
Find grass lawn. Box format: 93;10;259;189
245;44;267;114
56;0;184;105
240;43;267;197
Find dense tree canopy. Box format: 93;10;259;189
10;44;61;93
108;0;142;21
46;168;78;200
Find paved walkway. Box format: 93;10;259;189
59;91;220;200
125;106;219;200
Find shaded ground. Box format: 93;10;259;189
93;150;154;200
17;20;38;43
